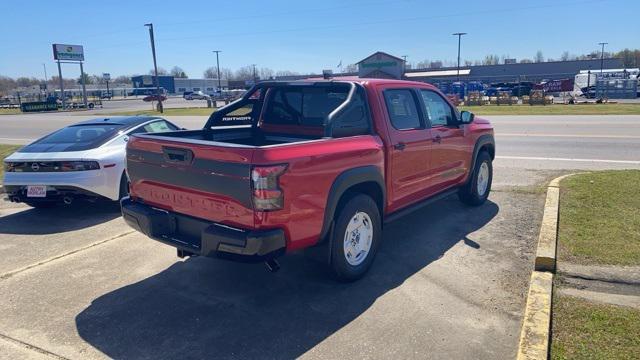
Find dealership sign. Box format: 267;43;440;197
52;44;84;61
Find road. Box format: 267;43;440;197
0;112;638;359
2;113;639;171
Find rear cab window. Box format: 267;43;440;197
207;83;371;138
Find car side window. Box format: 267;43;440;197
383;89;422;130
419;90;455;127
130;120;178;135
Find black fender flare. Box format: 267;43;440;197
318;165;386;242
467;134;495;183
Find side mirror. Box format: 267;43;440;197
460;110;475;124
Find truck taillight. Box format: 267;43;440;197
251;164;287;211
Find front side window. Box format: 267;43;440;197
419;90;455;127
130;120;179;135
383;89;422;130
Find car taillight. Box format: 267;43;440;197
251;164;287;211
3;162;16;172
59;161;100;171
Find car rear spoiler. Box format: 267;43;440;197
203;81;365;137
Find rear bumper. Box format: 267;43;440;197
121;197;286;262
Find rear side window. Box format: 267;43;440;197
263;85;349;126
384;89;422;130
19;124;124;152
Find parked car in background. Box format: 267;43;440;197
143;94;167;102
122;79;495;281
184;91;210;100
2;116;180;208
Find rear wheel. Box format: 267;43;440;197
459;151;492;206
329;194;381;282
118;173;130;201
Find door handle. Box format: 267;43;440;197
432;135;442;144
394;142;406;151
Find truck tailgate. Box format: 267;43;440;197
126;135;255;228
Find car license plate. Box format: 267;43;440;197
27;185;47;198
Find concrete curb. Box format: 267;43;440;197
516;173;582;360
516;271;553;360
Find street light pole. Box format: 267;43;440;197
453;32;467;82
598;42;608;74
212;50;222;94
252;64;257;83
144;23;163;113
401;55;408;76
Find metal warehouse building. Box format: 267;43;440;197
130;76;229;95
276;51;624;84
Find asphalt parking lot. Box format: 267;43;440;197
1;111;639;359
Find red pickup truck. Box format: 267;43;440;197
122;79;495;281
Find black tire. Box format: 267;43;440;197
24;201;56;209
459;151;493;206
329;194;382;282
118;173;130;200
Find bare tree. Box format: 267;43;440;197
344;64;358;73
259;67;274;80
416;59;431;68
170;66;188;78
113;75;132;85
204;66;232;79
148;67;168;76
534;51;544;63
275;70;300;77
482;55;500;65
234;66;255;81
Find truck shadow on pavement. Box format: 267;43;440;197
0;202;121;235
75;197;498;359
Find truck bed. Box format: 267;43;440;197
138;127;321;148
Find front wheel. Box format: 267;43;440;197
459;151;493;206
329;194;381;282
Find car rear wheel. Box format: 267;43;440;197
459;151;492;206
118;173;130;201
329;194;381;282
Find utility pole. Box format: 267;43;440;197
252;64;257;83
598;42;608;74
145;23;163;113
212;50;222;94
57;60;65;109
42;63;48;82
453;32;467;82
401;55;408;76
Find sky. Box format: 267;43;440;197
1;0;639;79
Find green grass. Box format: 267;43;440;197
98;107;216;116
558;170;640;266
0;108;22;115
0;144;21;178
551;294;640;360
458;103;640;115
